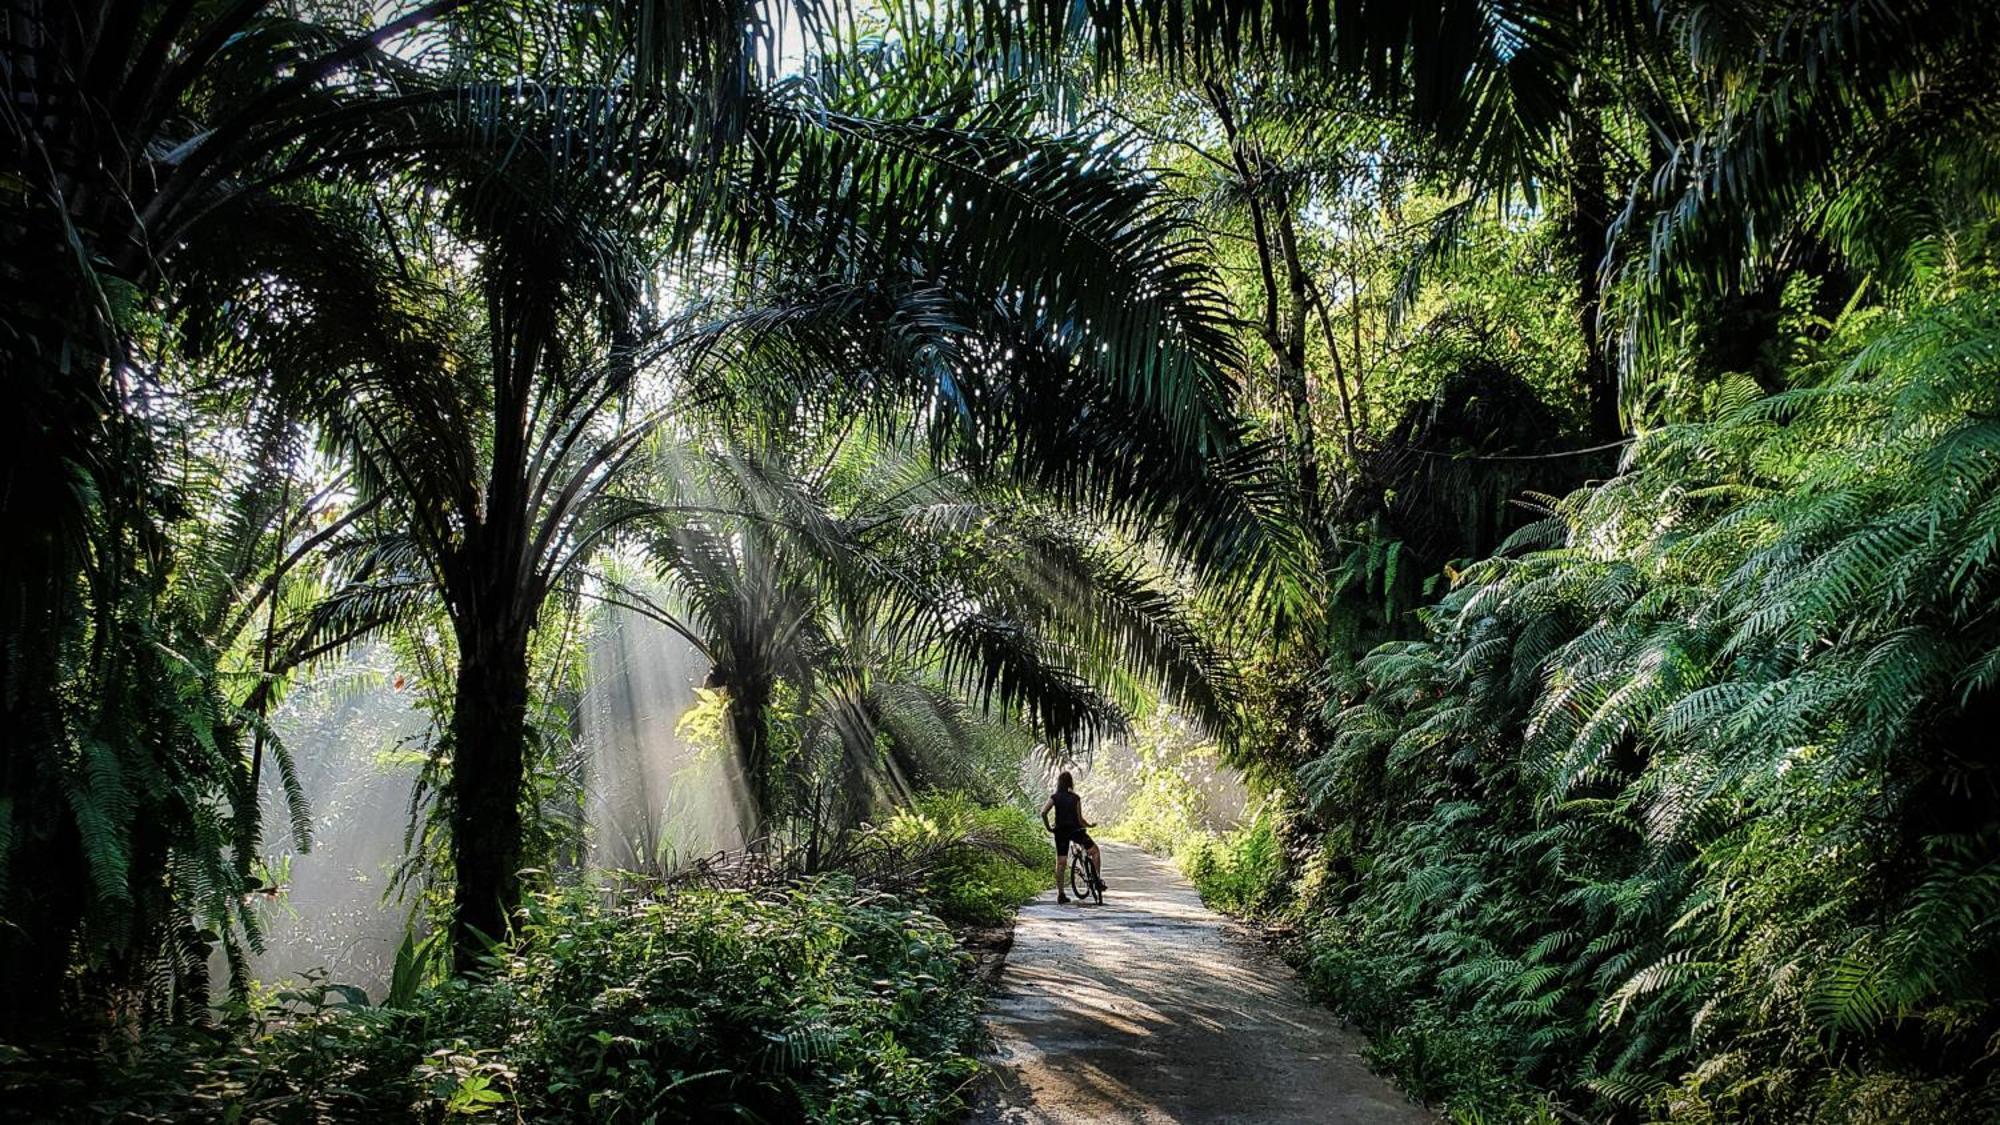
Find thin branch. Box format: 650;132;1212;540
1305;282;1360;460
1205;79;1282;345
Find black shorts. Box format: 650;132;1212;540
1053;827;1095;857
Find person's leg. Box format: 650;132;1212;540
1054;840;1070;901
1086;843;1104;887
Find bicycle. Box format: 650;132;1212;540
1067;840;1104;905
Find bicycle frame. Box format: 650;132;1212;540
1067;841;1103;905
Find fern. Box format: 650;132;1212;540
1293;290;2000;1119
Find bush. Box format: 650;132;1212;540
1282;294;2000;1120
1302;933;1539;1115
1179;806;1290;917
872;790;1048;927
4;882;985;1123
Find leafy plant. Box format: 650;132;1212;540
1283;291;2000;1119
870;791;1048;927
1180;806;1292;918
2;882;986;1124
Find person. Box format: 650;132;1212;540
1040;771;1105;904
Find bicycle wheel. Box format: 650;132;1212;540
1069;850;1093;901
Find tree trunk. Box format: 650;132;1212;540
0;314;105;1036
1270;206;1327;547
728;675;775;839
447;621;532;971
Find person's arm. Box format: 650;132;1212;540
1078;798;1093;829
1040;796;1055;831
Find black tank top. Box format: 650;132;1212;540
1051;789;1081;830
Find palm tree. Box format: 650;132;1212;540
189;30;1289;968
0;0;791;1026
0;0;1273;987
620;431;1234;842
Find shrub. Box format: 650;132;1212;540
488;880;982;1122
4;882;985;1123
872;790;1048;927
1179;806;1290;917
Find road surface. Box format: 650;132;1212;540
972;842;1432;1124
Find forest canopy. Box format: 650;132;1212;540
3;0;1997;1121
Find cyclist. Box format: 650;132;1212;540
1040;771;1106;904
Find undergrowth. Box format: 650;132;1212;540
872;791;1047;927
1177;808;1290;917
2;881;985;1123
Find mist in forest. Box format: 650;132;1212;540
242;645;428;996
240;599;754;997
580;602;755;875
1024;715;1249;833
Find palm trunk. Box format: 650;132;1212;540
0;316;104;1035
443;290;545;972
729;675;775;839
447;619;532;970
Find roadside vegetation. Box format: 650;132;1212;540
4;792;1046;1122
5;877;994;1122
1086;2;2000;1119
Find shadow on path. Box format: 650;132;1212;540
972;842;1432;1124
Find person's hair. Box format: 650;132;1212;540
1056;771;1074;793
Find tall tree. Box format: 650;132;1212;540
206;40;1277;966
0;0;787;1027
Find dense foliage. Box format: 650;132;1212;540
1061;2;2000;1121
1115;247;2000;1122
874;792;1048;928
0;869;1036;1123
1281;293;2000;1120
9;1;2000;1122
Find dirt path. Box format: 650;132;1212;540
972;842;1431;1124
